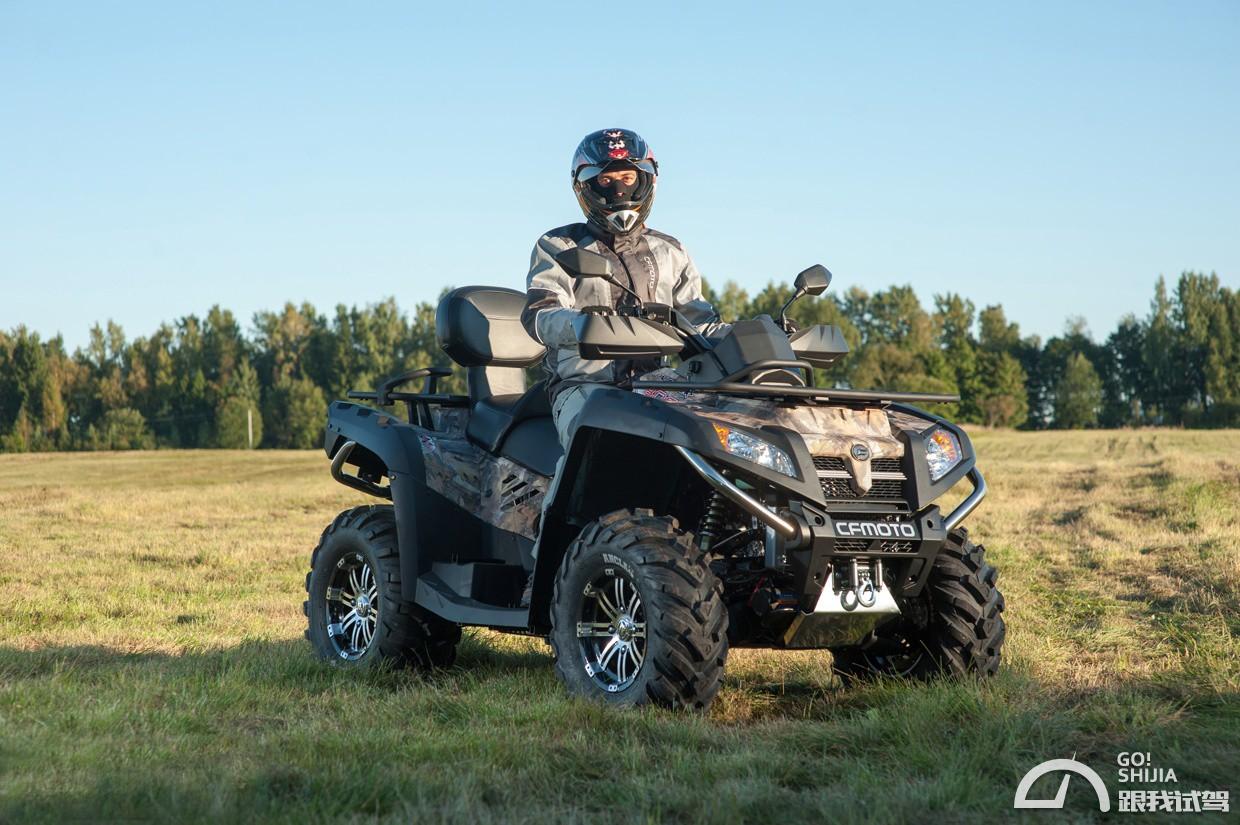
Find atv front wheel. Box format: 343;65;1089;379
832;527;1005;681
549;509;728;709
305;505;460;669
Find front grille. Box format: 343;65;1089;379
819;477;901;500
814;456;846;472
872;458;902;474
814;455;907;502
819;456;902;473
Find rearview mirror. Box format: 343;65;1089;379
794;264;832;296
555;248;615;279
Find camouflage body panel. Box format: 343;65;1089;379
886;408;937;436
417;428;548;541
418;370;929;526
636;369;908;494
433;407;471;436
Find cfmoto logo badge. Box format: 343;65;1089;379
834;521;917;539
850;443;871;461
1014;759;1110;812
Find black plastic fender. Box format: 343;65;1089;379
324;401;428;601
528;387;825;624
558;387;824;507
324;401;425;474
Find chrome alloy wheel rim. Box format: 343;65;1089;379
325;552;379;660
577;568;647;693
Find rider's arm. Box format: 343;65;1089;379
672;254;731;338
521;235;580;347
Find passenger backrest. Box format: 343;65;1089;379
436;286;545;402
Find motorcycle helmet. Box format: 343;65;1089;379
570;128;659;235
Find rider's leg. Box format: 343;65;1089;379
521;383;601;606
540;383;600;545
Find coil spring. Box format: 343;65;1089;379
698;490;727;549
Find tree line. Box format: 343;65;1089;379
1;271;1235;452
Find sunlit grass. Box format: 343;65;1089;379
1;431;1236;823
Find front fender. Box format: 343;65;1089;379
550;388;823;514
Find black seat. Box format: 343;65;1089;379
470;384;563;476
435;286;552;453
500;415;562;477
468;380;552;453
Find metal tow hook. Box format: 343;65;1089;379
841;558;878;611
855;579;877;608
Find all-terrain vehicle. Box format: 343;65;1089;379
305;251;1005;708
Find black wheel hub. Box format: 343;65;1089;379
325;552;379;660
576;568;647;693
857;624;930;676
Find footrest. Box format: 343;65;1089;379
416;568;529;628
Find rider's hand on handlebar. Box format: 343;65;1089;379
642;302;675;325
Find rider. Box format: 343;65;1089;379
519;128;727;605
521;128;726;452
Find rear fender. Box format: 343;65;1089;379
324;400;428;601
324;401;425;475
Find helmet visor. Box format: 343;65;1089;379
575;158;658;183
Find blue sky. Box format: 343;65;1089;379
2;1;1237;351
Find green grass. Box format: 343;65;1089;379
1;431;1237;823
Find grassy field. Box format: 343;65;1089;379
1;430;1237;823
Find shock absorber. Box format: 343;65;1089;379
698;491;727;550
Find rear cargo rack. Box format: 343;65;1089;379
345;366;469;426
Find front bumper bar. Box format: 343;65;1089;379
674;445;801;540
676;449;989;648
677;447;986;542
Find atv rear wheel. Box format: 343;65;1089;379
305;505;460;669
832;528;1005;681
549;509;728;709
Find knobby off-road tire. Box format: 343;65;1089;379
832;527;1005;681
549;509;728;709
305;505;460;669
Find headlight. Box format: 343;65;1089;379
924;427;963;482
712;423;796;477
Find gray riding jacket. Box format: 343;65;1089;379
520;222;725;402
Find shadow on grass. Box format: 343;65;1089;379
2;633;1232;721
1;638;1236;825
0;633;555;694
